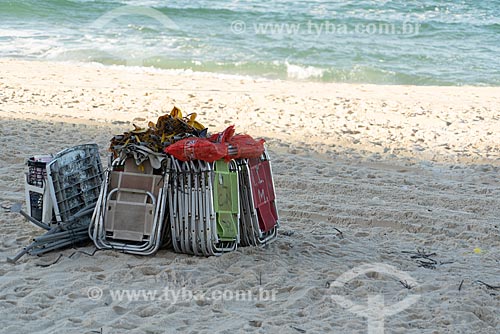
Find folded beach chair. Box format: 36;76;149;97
237;148;279;246
212;159;240;250
168;157;239;256
9;144;103;262
89;154;169;255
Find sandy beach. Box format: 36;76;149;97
0;59;499;333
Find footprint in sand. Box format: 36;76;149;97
135;305;160;318
112;305;128;315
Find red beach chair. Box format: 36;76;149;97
237;148;279;246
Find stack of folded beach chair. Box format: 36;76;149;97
168;158;240;256
10;107;279;261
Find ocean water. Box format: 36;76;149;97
0;0;498;85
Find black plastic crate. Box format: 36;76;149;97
27;156;52;187
28;191;44;221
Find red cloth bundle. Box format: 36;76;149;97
165;137;227;162
208;125;235;143
210;125;265;161
167;125;265;163
226;134;266;161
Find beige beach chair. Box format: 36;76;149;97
89;153;170;255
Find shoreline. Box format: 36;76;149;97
5;58;500;89
1;58;498;165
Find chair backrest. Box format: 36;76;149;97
213;160;239;241
104;159;163;242
47;144;103;227
248;157;278;232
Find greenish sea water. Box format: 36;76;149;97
0;0;498;85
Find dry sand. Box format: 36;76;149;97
0;59;499;333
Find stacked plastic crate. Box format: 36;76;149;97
10;144;103;262
24;155;54;227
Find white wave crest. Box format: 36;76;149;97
285;61;325;80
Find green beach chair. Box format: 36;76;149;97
212;159;240;243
